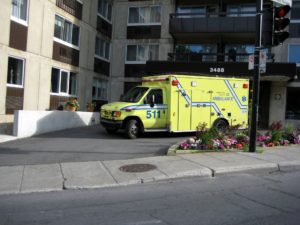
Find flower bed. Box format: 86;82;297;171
177;122;300;152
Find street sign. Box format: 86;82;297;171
259;50;267;74
248;51;267;73
248;54;254;70
271;0;292;6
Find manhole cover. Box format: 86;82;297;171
119;164;157;173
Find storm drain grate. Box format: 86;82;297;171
119;164;157;173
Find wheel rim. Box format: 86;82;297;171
130;123;138;136
215;120;227;131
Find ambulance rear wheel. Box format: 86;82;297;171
213;119;229;132
125;119;139;139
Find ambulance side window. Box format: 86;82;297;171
144;89;163;105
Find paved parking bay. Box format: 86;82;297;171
0;125;191;166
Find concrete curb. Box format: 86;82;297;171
167;141;184;156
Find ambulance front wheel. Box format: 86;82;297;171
213;119;229;131
125;119;140;139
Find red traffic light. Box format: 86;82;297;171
275;5;291;18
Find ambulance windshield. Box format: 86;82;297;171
120;87;149;103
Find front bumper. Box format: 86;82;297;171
100;118;123;129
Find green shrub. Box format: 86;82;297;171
198;127;219;146
196;122;208;140
283;123;294;134
271;130;282;143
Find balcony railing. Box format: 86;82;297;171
170;11;256;19
56;0;82;19
169;11;256;39
168;52;274;63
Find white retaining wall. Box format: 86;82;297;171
13;110;100;138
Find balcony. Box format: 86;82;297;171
56;0;82;20
97;16;112;38
169;12;256;42
167;52;257;63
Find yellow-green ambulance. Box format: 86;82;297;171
101;74;249;138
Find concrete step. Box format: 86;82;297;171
0;115;14;135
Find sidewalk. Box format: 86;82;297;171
0;145;299;195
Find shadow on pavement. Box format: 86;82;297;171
0;125;193;166
34;125;195;140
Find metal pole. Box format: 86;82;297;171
249;0;263;153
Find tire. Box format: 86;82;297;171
213;119;229;132
125;119;139;139
105;127;118;134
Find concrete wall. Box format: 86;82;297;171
268;82;287;125
13;110;100;138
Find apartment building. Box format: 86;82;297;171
0;0;110;116
0;0;299;130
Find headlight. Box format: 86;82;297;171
112;111;121;118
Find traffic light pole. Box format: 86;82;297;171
249;0;263;153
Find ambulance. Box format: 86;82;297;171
100;74;249;138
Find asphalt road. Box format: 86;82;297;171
1;169;300;225
0;125;191;166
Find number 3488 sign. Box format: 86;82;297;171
209;67;225;73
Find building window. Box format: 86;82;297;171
128;6;161;25
227;4;256;17
7;57;25;87
126;45;159;64
54;15;80;48
289;22;300;38
225;45;254;62
51;68;77;95
175;44;217;62
288;44;300;64
98;0;112;22
176;5;218;18
286;87;300;120
11;0;28;24
177;6;205;16
291;1;300;20
92;78;108;100
69;73;77;96
95;37;110;61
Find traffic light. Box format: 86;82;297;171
273;5;291;45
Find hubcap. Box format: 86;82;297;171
216;121;226;131
130;123;138;135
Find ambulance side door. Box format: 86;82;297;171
142;88;168;129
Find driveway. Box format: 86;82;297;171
0;125;191;166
